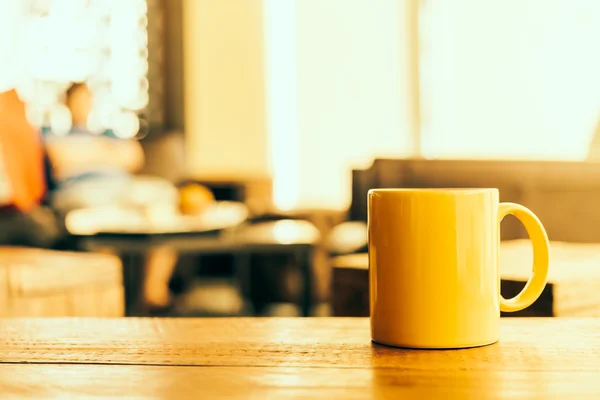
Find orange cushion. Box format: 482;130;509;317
0;90;45;211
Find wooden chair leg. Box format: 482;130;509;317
143;246;179;309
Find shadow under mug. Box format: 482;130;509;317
368;188;549;349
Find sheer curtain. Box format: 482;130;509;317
266;0;414;210
419;0;600;160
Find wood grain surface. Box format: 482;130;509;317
1;364;599;399
1;318;599;398
0;318;598;368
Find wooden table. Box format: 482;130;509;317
1;318;599;398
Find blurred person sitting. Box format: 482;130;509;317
44;83;183;312
44;83;153;213
0;89;61;247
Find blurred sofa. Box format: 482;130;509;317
329;158;600;255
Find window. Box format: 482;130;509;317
267;0;600;210
266;0;414;210
419;0;600;159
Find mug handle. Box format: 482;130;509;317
498;202;550;312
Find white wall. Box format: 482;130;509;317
419;0;600;160
266;0;415;210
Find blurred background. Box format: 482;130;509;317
0;0;598;319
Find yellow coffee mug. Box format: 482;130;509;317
368;188;549;349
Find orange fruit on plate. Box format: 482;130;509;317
178;183;215;215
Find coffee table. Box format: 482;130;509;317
1;317;598;398
74;217;320;316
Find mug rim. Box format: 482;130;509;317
368;188;498;195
